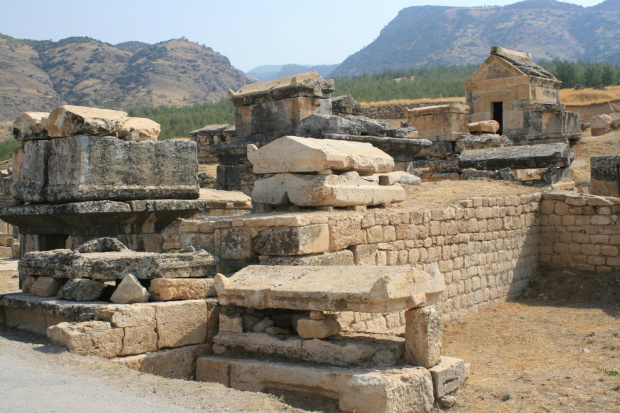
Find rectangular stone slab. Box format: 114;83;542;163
458;142;574;170
251;171;405;207
247;136;394;174
19;249;217;281
215;265;444;313
196;356;434;413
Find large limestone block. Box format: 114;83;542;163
468;120;499;134
148;278;216;301
43;105;128;138
13;112;49;140
11;140;49;203
296;316;341;339
153;300;208;349
590;114;612;136
251;172;406;207
428;357;466;398
120;325;158;356
110;274;149;304
42;136;198;203
405;306;442;368
47;321;123;358
95;304;155;328
114;344;210;379
253;224;330;256
215;265;442;313
29;276;61;297
260;250;355;266
197;356;434;413
118;117;161;142
247;136;394;174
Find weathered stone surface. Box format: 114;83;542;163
331;95;362;116
329;216;366;251
219;312;243;333
43;105;128;138
247;136;394;174
0;292;103;323
21;276;36;293
57;279;104;301
30;276;61;297
254;224;330;256
215;265;443;313
148;278;216;301
11;140;49;203
468;120;500;134
19;248;218;281
296;316;341;339
405;306;442;368
429;357;466;398
13;112;49;140
220;228;254;260
3;307;71;335
47;321;123;358
118;117;160;142
252;172;406;207
252;317;274;333
295;113;364;137
76;237;129;253
322;134;432;162
153;300;208;349
458;142;574;170
120;324;158;356
260;250;355;266
455;134;512;153
95;304;155;328
110;274;149;304
197;356;434;413
114;344;210;379
43;136;198;203
590;155;620;197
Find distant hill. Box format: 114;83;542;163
332;0;620;77
0;34;253;140
247;64;339;81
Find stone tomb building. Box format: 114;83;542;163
463;46;580;143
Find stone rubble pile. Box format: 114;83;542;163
248;136;412;208
196;264;465;413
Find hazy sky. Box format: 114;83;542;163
0;0;606;71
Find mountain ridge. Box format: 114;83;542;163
332;0;620;77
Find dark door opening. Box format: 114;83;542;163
492;101;503;135
40;234;68;251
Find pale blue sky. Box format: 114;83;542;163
0;0;605;71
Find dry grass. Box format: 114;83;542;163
360;96;466;107
560;85;620;106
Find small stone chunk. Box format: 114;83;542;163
118;117;161;142
110;274;149;304
252;317;274;333
76;237;128;253
242;314;262;332
296;316;341;339
57;279;104;301
29;276;61;297
219;313;243;333
429;357;466;399
13;112;49;140
439;395;457;409
468;120;499;134
309;311;326;320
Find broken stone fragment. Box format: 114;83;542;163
118;117;161;142
590;114;613;136
13;112;49;140
247;136;394;174
458;142;574;170
29;276;61;297
296;316;341;339
364;171;421;186
57;279;104;301
21;276;36;293
47;321;123;358
264;326;290;335
219;313;243;333
110;274;149;304
43;105;128;138
76;237;129;253
251;171;406;207
428;357;466;399
252;317;274;333
468;120;500;134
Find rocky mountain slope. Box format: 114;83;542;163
247;64;339;81
332;0;620;77
0;35;253;139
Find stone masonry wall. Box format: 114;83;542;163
539;191;620;271
361;102;463;121
163;192;542;327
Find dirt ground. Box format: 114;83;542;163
571;130;620;187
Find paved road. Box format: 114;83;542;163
0;326;298;413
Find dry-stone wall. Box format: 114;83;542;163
539;191;620;271
361;102;462;121
163;192;542;327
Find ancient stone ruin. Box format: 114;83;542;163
1;43;619;412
